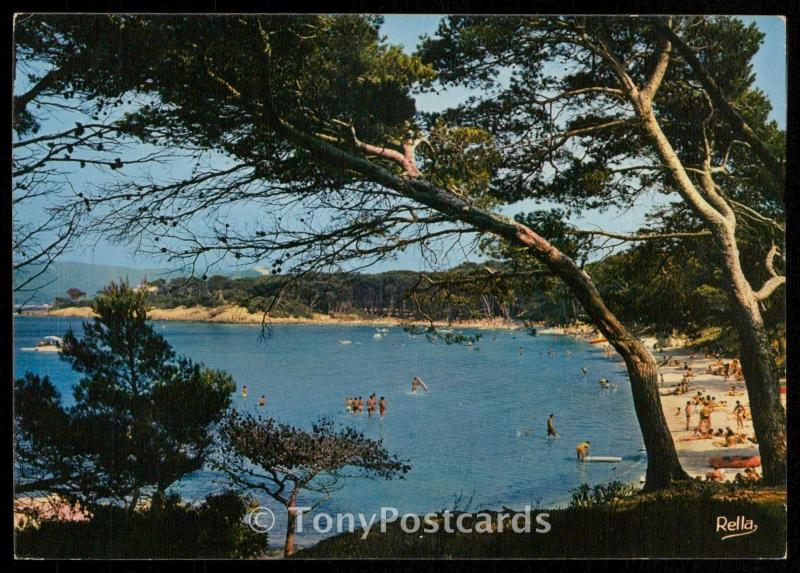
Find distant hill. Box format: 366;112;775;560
14;261;273;305
14;261;171;305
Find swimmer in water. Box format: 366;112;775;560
241;385;248;398
258;395;266;407
379;396;387;419
581;367;588;376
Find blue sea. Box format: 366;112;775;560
14;315;647;547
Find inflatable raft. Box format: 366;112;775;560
709;455;761;469
583;456;622;463
589;338;608;344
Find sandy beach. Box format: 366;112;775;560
644;340;784;480
25;305;531;330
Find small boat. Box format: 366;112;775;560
709;455;761;469
338;339;353;345
373;333;384;340
37;336;63;347
375;327;389;334
23;336;64;353
589;337;608;344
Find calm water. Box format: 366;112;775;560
14;315;646;547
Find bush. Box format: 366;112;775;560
569;480;638;509
15;491;265;558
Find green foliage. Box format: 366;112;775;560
15;280;235;509
15;491;265;558
569;481;638;509
217;412;411;488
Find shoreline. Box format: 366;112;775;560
22;305;544;330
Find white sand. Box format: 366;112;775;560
654;349;765;479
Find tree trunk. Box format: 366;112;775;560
717;232;787;485
284;495;299;557
547;249;689;488
623;346;689;488
733;312;787;485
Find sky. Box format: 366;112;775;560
15;15;787;273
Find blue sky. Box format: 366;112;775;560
16;16;787;272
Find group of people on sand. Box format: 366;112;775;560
707;357;744;382
705;466;761;484
663;379;691;396
345;394;386;418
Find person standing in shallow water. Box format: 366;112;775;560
547;414;558;437
576;441;590;461
379;396;386;419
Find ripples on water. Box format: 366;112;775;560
14;316;646;547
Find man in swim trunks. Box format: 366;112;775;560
701;403;712;432
576;441;590;461
547;414;558;437
379;397;386;419
733;400;745;429
685;401;693;430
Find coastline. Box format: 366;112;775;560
22;305;535;330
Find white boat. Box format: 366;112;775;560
375;327;389;334
373;333;384;340
22;336;64;353
338;339;353;345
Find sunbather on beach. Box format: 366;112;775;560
680;428;714;441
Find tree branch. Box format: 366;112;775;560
569;228;712;241
654;18;785;188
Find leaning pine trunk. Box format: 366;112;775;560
270;113;689;490
621;341;688;488
512;226;689;489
